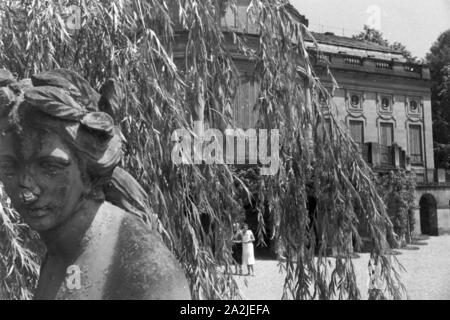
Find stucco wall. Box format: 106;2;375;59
328;72;433;173
326;68;446;235
423;97;435;169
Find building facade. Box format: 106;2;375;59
306;32;450;236
175;1;450;238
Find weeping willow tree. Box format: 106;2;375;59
0;183;40;300
0;0;405;300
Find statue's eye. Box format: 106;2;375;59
0;160;18;177
39;160;67;173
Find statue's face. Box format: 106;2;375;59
0;124;87;232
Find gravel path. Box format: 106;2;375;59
236;235;450;300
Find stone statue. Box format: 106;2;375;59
0;69;191;300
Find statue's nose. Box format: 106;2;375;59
20;189;39;205
19;171;41;203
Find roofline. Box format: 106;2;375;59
286;3;309;27
308;32;403;55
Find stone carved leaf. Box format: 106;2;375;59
24;86;85;121
31;69;101;112
0;69;15;87
105;167;151;222
0;87;16;117
80;112;115;138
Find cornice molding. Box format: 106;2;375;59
320;80;431;97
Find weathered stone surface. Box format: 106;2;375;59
0;69;15;87
24;86;85;120
32;69;101;111
34;203;190;300
0;87;15;117
0;69;191;300
80;112;115;137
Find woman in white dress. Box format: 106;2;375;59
241;224;256;276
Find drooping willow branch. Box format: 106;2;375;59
0;0;405;300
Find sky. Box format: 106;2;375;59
291;0;450;59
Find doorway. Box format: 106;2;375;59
419;194;439;236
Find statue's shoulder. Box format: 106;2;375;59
102;203;191;300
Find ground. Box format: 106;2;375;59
236;235;450;300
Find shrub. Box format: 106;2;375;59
376;171;416;246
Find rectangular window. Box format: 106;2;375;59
380;123;394;165
380;123;394;147
409;125;423;164
233;80;259;129
349;120;364;153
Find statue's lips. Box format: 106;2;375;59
25;206;51;218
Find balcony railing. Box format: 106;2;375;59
316;55;428;80
380;145;394;167
405;64;421;73
344;56;363;66
359;142;406;171
361;143;370;163
355;143;450;185
375;60;392;70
